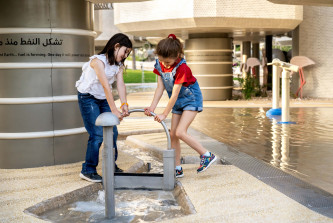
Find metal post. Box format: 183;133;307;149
128;109;175;190
103;126;115;218
96;112;120;219
272;65;280;109
163;149;175;190
267;59;298;122
141;63;144;84
281;69;291;122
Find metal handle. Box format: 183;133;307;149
127;109;171;150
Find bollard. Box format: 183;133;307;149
95;112;120;219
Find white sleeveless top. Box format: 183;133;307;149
75;54;122;99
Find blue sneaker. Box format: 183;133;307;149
197;152;217;173
176;167;184;178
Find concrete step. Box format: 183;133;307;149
124;130;221;165
117;117;165;139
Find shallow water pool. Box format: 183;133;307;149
192;107;333;194
39;189;184;222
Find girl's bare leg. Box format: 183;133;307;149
175;110;207;155
170;113;182;166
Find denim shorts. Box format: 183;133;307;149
172;81;203;115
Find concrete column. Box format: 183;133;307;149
242;41;251;60
0;0;94;168
265;35;273;90
252;42;260;82
185;34;233;100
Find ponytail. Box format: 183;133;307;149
155;34;183;58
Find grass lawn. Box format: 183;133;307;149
123;69;157;83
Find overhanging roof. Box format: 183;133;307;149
268;0;333;7
113;0;303;41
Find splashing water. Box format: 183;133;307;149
40;189;184;222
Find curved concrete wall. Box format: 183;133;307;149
185;36;233;100
0;0;94;168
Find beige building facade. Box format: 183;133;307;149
292;6;333;98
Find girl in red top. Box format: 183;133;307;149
144;34;217;178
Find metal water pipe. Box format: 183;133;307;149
267;59;299;123
95;112;119;219
95;109;174;219
272;65;281;110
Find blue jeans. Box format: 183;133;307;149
78;92;118;174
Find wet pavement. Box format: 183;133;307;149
190;107;333;195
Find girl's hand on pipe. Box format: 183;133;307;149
144;107;154;116
154;114;166;123
112;109;123;121
121;104;129;117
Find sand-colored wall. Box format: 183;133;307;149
297;6;333;98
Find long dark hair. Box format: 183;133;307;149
98;33;132;65
155;34;183;59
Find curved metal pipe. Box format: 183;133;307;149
128;109;171;150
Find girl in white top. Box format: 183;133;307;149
76;33;132;183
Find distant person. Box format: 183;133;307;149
76;33;132;182
144;34;217;178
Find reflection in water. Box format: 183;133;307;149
280;124;290;171
271;118;281;167
192;107;333;194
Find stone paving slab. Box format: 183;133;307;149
124;129;333;222
163;164;333;223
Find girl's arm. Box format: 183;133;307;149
144;76;165;116
90;58;123;120
116;66;129;116
154;83;182;122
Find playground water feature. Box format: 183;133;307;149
39;189;184;222
192;107;333;195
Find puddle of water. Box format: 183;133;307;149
192;107;333;194
39;189;184;223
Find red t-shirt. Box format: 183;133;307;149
153;59;196;87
